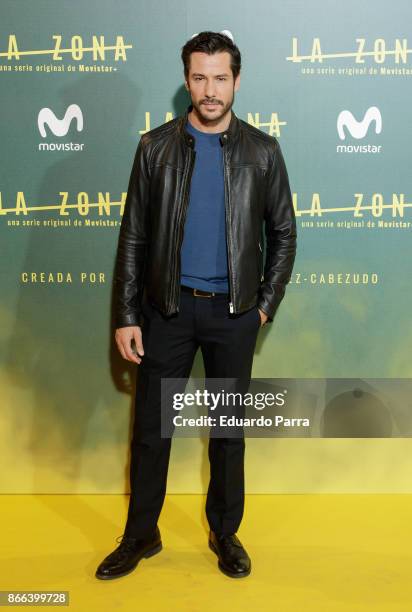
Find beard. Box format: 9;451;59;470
191;92;234;124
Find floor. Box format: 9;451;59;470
2;494;412;611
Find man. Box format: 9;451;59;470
96;30;297;580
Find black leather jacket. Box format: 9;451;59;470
113;104;297;328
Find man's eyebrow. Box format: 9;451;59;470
191;72;230;77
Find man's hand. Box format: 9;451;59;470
258;308;269;327
115;325;144;364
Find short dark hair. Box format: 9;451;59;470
181;31;241;80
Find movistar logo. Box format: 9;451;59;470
38;104;83;138
37;104;85;151
337;106;382;140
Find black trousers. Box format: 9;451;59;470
124;286;261;538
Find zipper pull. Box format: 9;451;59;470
229;302;234;313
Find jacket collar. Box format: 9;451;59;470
178;103;239;148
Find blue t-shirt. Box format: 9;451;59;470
180;119;229;293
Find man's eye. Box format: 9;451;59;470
193;77;226;81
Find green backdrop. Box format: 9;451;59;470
1;0;412;493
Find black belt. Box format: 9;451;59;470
181;285;228;298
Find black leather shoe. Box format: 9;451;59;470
95;527;162;580
208;530;251;578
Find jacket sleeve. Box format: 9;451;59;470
113;136;150;328
258;139;297;323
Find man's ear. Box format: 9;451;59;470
234;73;241;92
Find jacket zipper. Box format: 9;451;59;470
258;240;264;282
222;142;235;313
168;147;195;313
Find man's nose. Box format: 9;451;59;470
204;80;217;98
